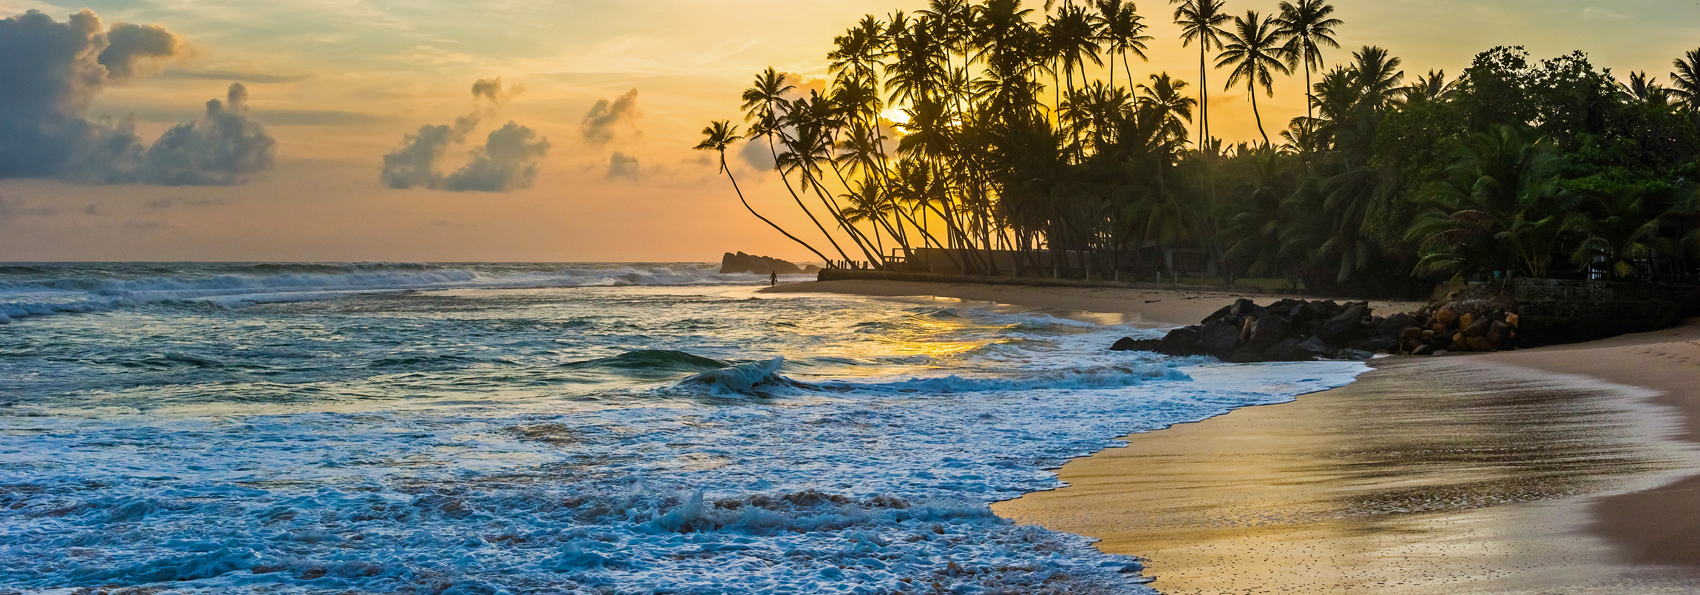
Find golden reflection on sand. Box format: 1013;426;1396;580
994;358;1700;594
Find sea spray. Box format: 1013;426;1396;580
0;272;1368;592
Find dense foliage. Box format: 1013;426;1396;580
697;0;1700;297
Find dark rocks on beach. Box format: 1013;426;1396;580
1112;298;1423;362
720;252;814;275
1114;293;1532;362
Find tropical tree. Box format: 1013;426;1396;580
1274;0;1342;121
1566;186;1676;279
1171;0;1231;146
694;121;830;261
1093;0;1152;90
1408;126;1573;279
1217;10;1294;146
1672;49;1700;111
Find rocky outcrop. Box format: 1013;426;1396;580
720;252;807;275
1111;296;1528;361
1110;299;1408;362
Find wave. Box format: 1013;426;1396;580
564;350;732;374
0;263;808;323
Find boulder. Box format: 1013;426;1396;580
1200;322;1242;357
1110;337;1163;352
1320;304;1367;342
1157;326;1207;356
721;252;806;275
1247;315;1292;351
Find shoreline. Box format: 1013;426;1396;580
771;279;1700;593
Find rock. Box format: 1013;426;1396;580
1465;336;1494;352
1321;304;1368;342
1157;326;1206;356
1505;312;1520;328
1247;315;1292;351
1459;313;1476;333
1462;316;1493;339
1268;337;1315;362
1411;345;1435;356
1200;323;1241;357
720;252;805;275
1343;349;1376;361
1110;337;1162;352
1435;309;1459;328
1239;316;1257;345
1299;335;1333;357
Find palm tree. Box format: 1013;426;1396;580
1401;69;1454;104
1217;11;1294;147
1620;71;1671;106
1567;187;1676;279
1137;73;1197;144
1273;0;1342;122
1093;0;1152;90
1407;126;1573;279
1171;0;1231;148
742;67;853;262
1045;4;1104;160
696;121;830;262
1671;49;1700;111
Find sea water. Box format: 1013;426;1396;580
0;263;1367;593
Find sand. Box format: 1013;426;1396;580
771;279;1700;593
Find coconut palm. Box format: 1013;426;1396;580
1567;188;1676;279
1093;0;1152;90
1408;126;1574;279
696;121;830;262
742;68;853;262
1401;69;1454;104
1620;71;1671;106
1671;49;1700;111
1274;0;1342;122
1137;73;1197;144
1217;11;1295;147
1171;0;1231;148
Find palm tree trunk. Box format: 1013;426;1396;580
1251;84;1270;146
768;137;853;263
720;155;830;263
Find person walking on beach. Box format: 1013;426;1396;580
769;271;778;287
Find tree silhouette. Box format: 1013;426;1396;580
1218;10;1294;146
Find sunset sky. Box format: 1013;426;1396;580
0;0;1696;263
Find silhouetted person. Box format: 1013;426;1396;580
769;271;778;287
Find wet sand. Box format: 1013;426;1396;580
994;355;1700;593
773;280;1700;593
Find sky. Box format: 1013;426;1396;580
0;0;1696;263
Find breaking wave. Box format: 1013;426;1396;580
0;263;807;323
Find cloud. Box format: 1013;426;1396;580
0;10;275;186
123;219;174;231
442;122;550;192
160;69;310;84
606;151;641;181
0;194;59;223
738;137;775;171
99;22;185;80
580;88;639;146
136;83;277;185
146;196;227;209
381;79;548;192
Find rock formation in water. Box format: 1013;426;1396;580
720;252;811;275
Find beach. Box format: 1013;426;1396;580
770;279;1700;594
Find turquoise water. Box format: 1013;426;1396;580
0;263;1366;593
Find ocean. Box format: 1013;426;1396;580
0;263;1367;593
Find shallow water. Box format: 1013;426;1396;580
0;263;1368;593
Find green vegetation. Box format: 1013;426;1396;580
699;0;1700;297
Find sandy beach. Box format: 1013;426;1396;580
770;279;1700;594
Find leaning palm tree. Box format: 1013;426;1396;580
1671;49;1700;111
1171;0;1231;148
1273;0;1342;121
1217;11;1294;147
742;68;853;262
695;121;829;262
